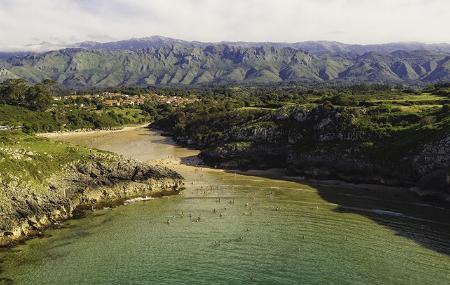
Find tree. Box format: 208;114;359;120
0;79;57;111
0;79;28;105
174;112;187;132
25;81;54;111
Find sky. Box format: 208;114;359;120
0;0;449;50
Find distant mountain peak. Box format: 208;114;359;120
0;36;449;88
2;36;450;55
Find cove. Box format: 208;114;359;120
0;127;449;285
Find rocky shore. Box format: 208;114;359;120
0;152;184;247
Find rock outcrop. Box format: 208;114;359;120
0;153;184;247
412;135;450;198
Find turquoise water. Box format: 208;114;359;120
1;128;449;284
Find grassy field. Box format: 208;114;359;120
107;107;148;123
0;132;93;193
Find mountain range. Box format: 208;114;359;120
0;36;449;88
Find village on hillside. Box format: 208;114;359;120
55;92;197;107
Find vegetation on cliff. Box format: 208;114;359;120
153;84;450;198
0;131;183;247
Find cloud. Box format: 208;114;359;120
0;0;448;50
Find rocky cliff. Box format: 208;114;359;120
0;152;183;247
160;104;449;201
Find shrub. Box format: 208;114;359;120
420;116;436;126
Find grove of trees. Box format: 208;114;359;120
0;79;55;111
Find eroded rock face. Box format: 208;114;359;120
229;124;283;144
412;135;450;196
0;153;184;247
413;135;450;176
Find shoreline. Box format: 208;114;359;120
131;130;429;198
0;186;182;248
37;123;151;138
233;168;450;203
151;135;416;195
151;156;416;197
0;143;184;248
154;151;450;207
10;127;447;247
157;159;450;219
